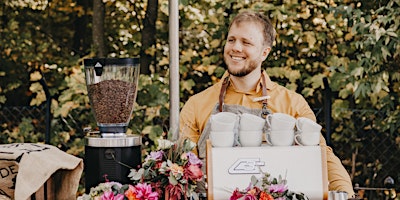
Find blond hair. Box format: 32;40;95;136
229;10;276;47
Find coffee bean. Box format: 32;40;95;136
88;80;136;124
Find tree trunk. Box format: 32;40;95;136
92;0;106;57
140;0;158;75
73;0;91;56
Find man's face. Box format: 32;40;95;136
224;21;270;77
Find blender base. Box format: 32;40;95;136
84;135;142;192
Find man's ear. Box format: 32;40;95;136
262;47;271;61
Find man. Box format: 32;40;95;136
179;10;355;197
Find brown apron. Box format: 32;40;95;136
197;73;271;158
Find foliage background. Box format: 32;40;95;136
1;0;399;197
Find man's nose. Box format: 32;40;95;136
232;41;243;52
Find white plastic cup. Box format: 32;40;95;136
239;130;263;147
294;132;320;146
265;130;294;146
266;113;296;131
210;112;238;131
209;131;235;147
239;113;265;131
296;117;322;133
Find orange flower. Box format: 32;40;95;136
170;163;184;177
124;185;138;200
259;191;274;200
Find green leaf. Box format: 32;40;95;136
381;46;391;61
350;66;364;77
181;79;195;92
386;31;397;37
128;168;144;181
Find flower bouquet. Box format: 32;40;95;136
230;170;309;200
78;138;203;200
129;138;203;199
78;181;158;200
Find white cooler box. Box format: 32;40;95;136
206;140;328;200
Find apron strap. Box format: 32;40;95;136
260;74;269;118
218;76;230;112
218;73;270;117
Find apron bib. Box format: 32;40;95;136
197;74;272;158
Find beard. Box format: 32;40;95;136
226;58;259;77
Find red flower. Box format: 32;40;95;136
155;161;163;169
230;188;244;200
150;182;164;197
185;164;203;181
165;184;184;200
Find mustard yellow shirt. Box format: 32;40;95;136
179;71;355;196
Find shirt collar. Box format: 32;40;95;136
262;71;274;90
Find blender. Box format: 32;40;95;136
83;58;142;192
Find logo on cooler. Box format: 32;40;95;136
228;158;265;174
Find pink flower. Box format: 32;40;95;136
243;194;258;200
133;183;159;200
101;191;124;200
185;164;203;181
268;183;288;193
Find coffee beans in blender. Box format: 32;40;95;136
88;79;136;124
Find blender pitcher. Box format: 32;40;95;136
84;58;140;137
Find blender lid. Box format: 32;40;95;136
84;57;140;67
84;57;140;77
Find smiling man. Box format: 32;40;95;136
179;10;355;197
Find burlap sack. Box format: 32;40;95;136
0;143;83;200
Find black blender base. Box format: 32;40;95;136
99;126;127;134
84;136;142;192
